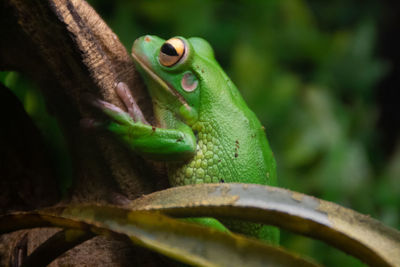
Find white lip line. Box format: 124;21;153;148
131;50;188;106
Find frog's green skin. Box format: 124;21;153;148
99;35;278;243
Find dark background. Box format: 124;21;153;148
1;0;399;265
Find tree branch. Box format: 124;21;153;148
1;0;167;201
0;0;168;265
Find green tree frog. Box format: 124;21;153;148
93;35;279;243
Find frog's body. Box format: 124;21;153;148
95;35;278;243
167;89;276;188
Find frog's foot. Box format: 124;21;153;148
90;97;135;126
81;82;148;130
80;98;131;134
82;82;196;160
114;82;149;125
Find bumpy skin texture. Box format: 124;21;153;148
103;35;278;243
169;115;275;187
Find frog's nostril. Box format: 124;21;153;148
144;35;151;42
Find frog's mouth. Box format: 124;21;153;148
131;51;188;107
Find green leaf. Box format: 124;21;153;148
0;205;318;267
130;183;400;267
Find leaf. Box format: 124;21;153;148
130;183;400;267
0;205;318;267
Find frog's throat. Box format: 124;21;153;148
131;51;188;107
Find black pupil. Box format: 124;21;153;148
161;43;179;56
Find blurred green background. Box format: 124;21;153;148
1;0;399;265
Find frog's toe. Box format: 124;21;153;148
115;82;135;110
90;98;134;126
115;82;148;124
91;98;124;116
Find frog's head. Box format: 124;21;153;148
132;35;223;126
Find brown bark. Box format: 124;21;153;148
0;0;169;265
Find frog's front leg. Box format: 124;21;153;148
91;83;196;161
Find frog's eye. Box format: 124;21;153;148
159;38;185;67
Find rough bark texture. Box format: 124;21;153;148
0;0;169;265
